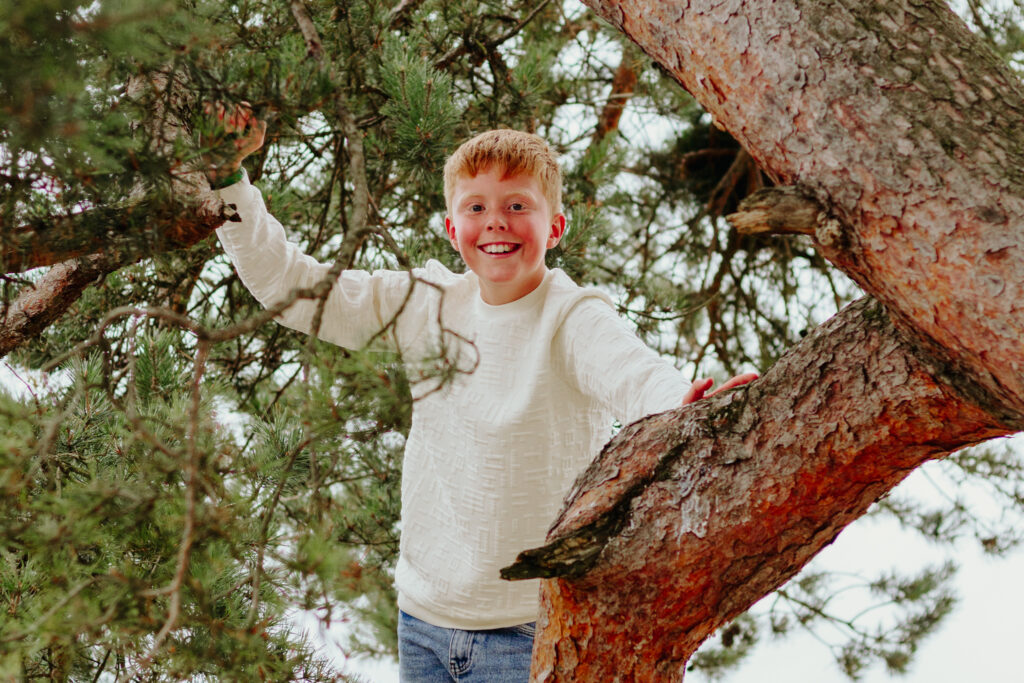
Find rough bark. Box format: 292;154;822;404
582;0;1024;425
510;0;1024;679
507;298;1012;680
0;254;118;358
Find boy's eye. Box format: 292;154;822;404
509;202;525;211
470;204;484;212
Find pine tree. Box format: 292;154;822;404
1;0;1022;680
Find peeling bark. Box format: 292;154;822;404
726;186;821;236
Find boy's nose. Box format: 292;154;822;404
485;214;507;230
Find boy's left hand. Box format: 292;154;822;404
682;372;758;405
201;102;267;186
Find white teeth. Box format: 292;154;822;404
481;243;517;254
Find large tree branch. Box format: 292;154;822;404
0;64;233;358
507;297;1012;680
0;197;230;359
582;0;1024;424
513;2;1024;678
2;196;229;275
0;254;117;359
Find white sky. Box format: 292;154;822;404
723;525;1024;683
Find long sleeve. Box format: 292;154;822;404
554;296;691;426
215;172;431;351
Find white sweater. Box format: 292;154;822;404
215;173;691;629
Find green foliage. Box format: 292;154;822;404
0;343;336;680
764;563;957;681
1;0;1022;679
960;0;1024;69
0;0;212;217
379;38;461;187
871;440;1024;557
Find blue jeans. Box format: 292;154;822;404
397;611;536;682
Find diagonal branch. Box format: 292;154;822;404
506;297;1013;680
0;64;231;359
290;0;323;59
3;196;229;275
593;44;640;143
434;0;555;70
0;198;229;359
387;0;426;28
0;254;117;360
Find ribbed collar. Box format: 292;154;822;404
471;269;555;317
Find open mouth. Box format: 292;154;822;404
479;243;521;255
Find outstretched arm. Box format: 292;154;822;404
204;103;423;352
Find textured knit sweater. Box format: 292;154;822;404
215;172;691;629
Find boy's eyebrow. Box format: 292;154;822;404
457;190;537;203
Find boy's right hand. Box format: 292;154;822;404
202;102;267;187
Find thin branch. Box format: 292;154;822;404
1;579;96;643
387;0;425;28
706;148;754;216
128;342;209;677
290;0;323;59
593;44;639;142
434;0;554;70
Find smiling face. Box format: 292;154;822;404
445;165;566;305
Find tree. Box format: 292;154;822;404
1;0;1022;680
500;0;1024;680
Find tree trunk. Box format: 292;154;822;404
583;0;1024;424
509;0;1024;679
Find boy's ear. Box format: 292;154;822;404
546;213;567;249
444;216;459;251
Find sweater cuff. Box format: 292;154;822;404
209;167;245;190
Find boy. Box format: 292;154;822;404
208;112;755;681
